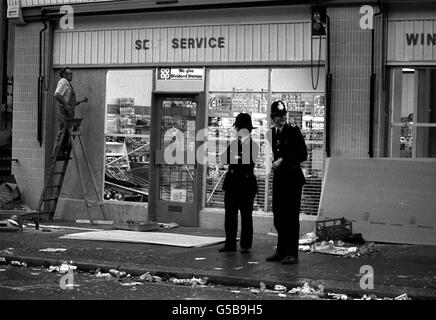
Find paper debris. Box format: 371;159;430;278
274;285;287;292
259;282;266;290
119;281;144;286
0;257;6;263
230;290;241;294
48;262;77;274
109;269;127;278
233;267;244;270
10;261;27;267
289;282;325;297
299;245;312;252
39;248;68;253
169;277;208;287
350;242;381;258
96;271;112;278
299;232;317;245
138;272;162;283
394;293;410;300
314;242;358;256
278;293;287;298
0;269;6;272
267;232;278;237
195;257;206;261
31;272;40;276
248;261;259;264
328;293;348;300
0;249;14;255
213;267;223;270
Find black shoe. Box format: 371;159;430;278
219;246;236;253
281;256;299;265
240;249;250;254
266;253;283;262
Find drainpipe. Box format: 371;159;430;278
38;10;48;147
1;3;8;110
325;14;332;158
369;3;383;158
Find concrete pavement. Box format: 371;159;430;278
1;221;436;300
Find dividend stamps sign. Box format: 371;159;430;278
157;68;204;80
388;19;436;64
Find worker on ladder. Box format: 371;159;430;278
53;67;88;158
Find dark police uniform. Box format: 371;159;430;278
270;123;307;259
221;136;259;251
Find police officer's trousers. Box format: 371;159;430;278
272;174;303;258
224;188;256;250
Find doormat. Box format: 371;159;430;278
59;230;226;248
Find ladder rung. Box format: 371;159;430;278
47;185;61;189
52;171;65;175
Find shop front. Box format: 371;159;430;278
44;6;326;229
319;3;436;245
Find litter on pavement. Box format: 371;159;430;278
328;293;349;300
274;285;287;292
195;257;206;260
0;268;6;272
350;242;381;258
299;232;317;245
137;272;162;283
95;270;113;278
109;269;127;278
259;282;266;290
119;281;144;286
10;261;27;267
0;219;20;232
0;248;14;255
288;282;325;297
39;248;68;253
394;293;410;300
169;276;208;287
48;262;77;274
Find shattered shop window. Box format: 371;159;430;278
104;70;152;203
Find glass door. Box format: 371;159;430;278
149;93;205;226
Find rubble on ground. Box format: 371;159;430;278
48;261;77;273
288;282;326;298
299;232;317;245
39;248;68;253
297;232;382;258
10;260;27;267
169;276;208;287
0;248;14;255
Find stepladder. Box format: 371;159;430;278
35;118;107;228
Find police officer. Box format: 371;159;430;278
219;113;259;254
266;100;307;264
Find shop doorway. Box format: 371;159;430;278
149;93;205;226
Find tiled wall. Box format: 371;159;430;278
328;6;384;158
12;22;53;208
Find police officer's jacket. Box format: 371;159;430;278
270;123;308;185
221;136;259;194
